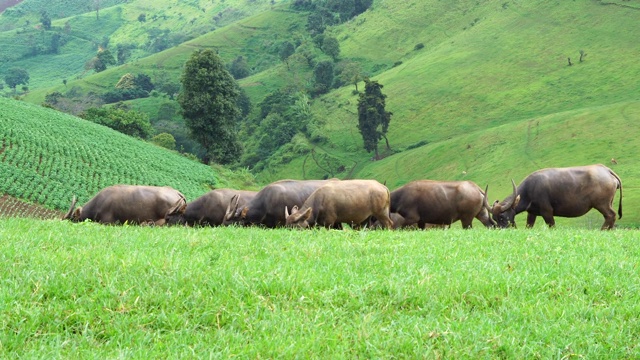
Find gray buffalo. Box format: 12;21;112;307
491;164;622;229
165;188;257;226
390;180;495;229
63;185;186;225
226;179;338;228
285;179;393;229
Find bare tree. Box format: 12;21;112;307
94;0;101;20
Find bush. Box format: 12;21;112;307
414;43;424;51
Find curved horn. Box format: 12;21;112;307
285;206;290;219
63;195;77;220
499;179;518;210
483;185;490;209
225;194;240;221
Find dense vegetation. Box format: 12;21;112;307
2;218;639;357
1;0;639;227
0;97;225;211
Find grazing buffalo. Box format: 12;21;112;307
491;164;622;230
226;179;338;228
63;185;186;225
390;180;495;229
165;189;257;226
285;179;393;229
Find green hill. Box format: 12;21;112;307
2;0;639;226
0;97;241;211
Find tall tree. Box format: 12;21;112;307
178;49;242;164
40;11;51;30
4;68;30;93
321;36;340;60
357;78;392;160
279;41;295;70
313;60;334;95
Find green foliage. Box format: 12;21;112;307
115;73;136;89
178;49;242;165
39;11;51;30
312;60;334;96
80;105;153;139
93;48;116;73
357;79;391;159
3;67;30;91
2;219;640;357
150;132;176;150
321;35;340;60
228;55;250;80
279;41;295;68
0;97;220;211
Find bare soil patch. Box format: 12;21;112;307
0;193;63;219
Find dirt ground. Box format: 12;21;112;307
0;194;63;219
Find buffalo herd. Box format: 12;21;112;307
63;164;623;230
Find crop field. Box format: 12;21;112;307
0;97;220;211
1;217;639;358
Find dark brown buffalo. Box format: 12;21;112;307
164;189;257;226
285;179;393;229
63;185;186;225
390;180;495;229
226;179;338;228
491;164;622;230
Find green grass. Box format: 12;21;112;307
1;217;639;358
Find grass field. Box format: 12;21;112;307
1;217;639;358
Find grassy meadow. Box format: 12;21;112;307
1;217;639;358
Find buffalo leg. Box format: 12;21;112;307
539;211;556;228
595;204;617;230
526;212;537;228
460;218;473;229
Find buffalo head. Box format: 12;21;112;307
491;180;520;228
62;196;81;222
285;205;312;228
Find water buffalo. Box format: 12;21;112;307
226;179;338;228
164;188;257;226
63;185;186;225
285;179;393;229
491;164;622;230
390;180;495;229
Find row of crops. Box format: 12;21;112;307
0;97;220;211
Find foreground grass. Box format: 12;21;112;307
1;218;639;358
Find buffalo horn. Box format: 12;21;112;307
499;179;518;211
226;194;240;221
63;195;77;220
285;206;290;219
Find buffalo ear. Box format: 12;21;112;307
73;208;82;220
491;200;501;214
301;207;313;221
512;195;521;209
240;207;249;219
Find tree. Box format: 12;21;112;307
279;41;295;70
357;78;392;160
115;73;136;89
151;133;177;150
81;105;152;139
321;36;340;60
93;48;116;72
229;55;250;79
40;11;51;30
178;49;242;164
313;60;334;96
94;0;101;20
4;68;30;93
338;61;363;92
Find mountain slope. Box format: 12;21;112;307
0;97;228;211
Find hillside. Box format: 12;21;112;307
0;97;243;212
2;0;639;226
0;0;285;91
